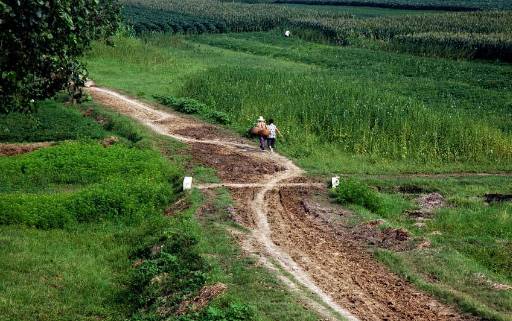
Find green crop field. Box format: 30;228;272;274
228;0;512;10
4;1;512;321
121;0;512;62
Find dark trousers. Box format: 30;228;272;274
259;136;265;150
267;138;276;149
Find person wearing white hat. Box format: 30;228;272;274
256;116;267;151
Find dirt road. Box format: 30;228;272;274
89;86;479;321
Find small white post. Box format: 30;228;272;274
331;176;340;189
183;176;193;191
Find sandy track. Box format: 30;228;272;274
88;86;479;321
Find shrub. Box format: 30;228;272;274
128;229;210;317
153;95;231;125
331;178;382;212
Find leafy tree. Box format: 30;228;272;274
0;0;121;113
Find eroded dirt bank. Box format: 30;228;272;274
89;86;479;321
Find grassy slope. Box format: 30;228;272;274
86;34;512;174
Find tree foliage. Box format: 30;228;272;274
0;0;121;113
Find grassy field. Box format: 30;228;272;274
86;33;512;174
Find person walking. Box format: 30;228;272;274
266;118;280;152
256;116;267;151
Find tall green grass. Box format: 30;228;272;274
181;64;512;163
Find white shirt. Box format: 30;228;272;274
268;124;277;138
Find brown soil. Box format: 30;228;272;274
190;143;284;183
87;86;481;321
407;192;446;219
176;283;228;315
0;142;53;156
227;187;258;228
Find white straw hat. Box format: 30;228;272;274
257;116;265;122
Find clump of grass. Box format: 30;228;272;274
331;178;382;213
154;94;231;125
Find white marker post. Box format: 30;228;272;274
331;176;340;189
183;176;193;191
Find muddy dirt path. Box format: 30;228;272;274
89;86;479;321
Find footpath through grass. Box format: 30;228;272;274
0;99;320;321
86;33;512;174
85;32;512;320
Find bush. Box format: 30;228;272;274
153;95;231;125
331;178;382;213
128;229;210;318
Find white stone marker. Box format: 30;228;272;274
331;176;340;189
183;176;193;191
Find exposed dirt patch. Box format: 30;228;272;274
176;283;228;315
173;125;230;141
190;143;284;183
282;175;326;185
407;192;445;219
227;187;258;228
352;221;415;252
0;142;53;156
267;187;476;320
